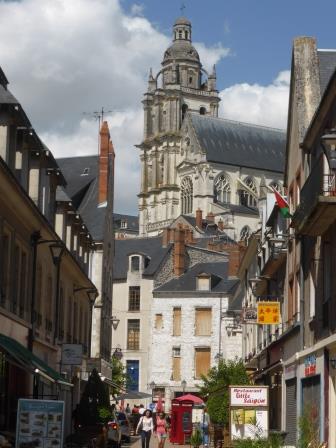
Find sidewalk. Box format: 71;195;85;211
129;435;189;448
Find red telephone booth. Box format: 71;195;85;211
170;394;204;444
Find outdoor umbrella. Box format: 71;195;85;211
115;391;152;400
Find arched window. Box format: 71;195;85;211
182;104;188;121
214;174;231;204
200;107;206;115
240;225;251;241
269;181;282;193
185;31;188;40
239;176;257;207
181;177;193;214
178;30;183;39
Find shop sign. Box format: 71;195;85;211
304;354;317;377
230;386;268;407
16;399;65;448
243;307;258;323
257;302;280;325
61;344;83;365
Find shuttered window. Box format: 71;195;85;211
285;379;297;446
155;314;163;329
173;307;181;336
172;347;181;381
195;347;211;379
195;308;212;336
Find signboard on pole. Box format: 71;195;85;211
61;344;83;365
229;386;269;441
16;399;65;448
257;302;280;325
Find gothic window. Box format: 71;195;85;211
181;176;193;214
200;107;206;115
239;176;257;207
182;104;188;121
269;181;282;193
214;174;231;204
240;225;251;241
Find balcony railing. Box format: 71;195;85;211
292;155;336;235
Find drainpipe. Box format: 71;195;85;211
299;236;305;351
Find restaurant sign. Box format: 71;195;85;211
230;386;268;407
257;301;280;325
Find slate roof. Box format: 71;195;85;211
216;203;259;216
114;213;139;233
228;286;244;312
317;50;336;95
189;113;286;173
57;155;139;241
0;85;19;104
114;236;169;280
154;262;239;294
0;67;9;87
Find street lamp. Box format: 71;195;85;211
181;379;187;394
111;316;120;330
74;287;98;356
321;129;336;170
29;231;65;350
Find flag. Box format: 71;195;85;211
272;188;292;218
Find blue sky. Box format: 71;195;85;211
122;0;336;89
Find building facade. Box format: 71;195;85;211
0;66;97;435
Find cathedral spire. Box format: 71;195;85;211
147;67;156;92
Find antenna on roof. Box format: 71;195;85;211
82;107;113;154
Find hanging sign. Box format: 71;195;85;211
243;307;258;324
257;302;280;325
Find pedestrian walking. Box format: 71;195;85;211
200;407;210;447
125;403;131;415
136;409;154;448
155;412;169;448
139;404;145;415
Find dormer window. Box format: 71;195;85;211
131;256;140;272
197;274;211;291
121;220;127;229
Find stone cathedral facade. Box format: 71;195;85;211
138;17;286;239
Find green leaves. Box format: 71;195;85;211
198;359;250;425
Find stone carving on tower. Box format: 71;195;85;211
137;16;220;236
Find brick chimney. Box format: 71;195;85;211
174;224;186;276
196;208;203;229
222;243;244;276
99;121;111;204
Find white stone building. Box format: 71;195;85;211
112;223;243;407
138;16;286;239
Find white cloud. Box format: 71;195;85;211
0;0;235;213
219;70;290;129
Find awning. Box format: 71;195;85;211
0;334;73;388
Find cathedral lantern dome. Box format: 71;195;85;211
163;16;200;65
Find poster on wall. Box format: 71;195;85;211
15;399;65;448
229;386;269;441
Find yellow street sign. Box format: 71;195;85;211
257;301;280;325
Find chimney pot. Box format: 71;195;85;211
196;208;203;229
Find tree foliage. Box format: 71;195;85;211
111;356;128;396
78;368;110;425
198;358;250;425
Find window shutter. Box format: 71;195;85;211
173;308;181;336
195;308;212;336
172;357;181;381
195;348;210;379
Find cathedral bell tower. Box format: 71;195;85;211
138;16;220;236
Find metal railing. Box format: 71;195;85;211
292;155;336;227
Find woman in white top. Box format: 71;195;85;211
136;409;154;448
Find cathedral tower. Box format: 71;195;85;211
138;17;220;236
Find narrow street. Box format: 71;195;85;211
129;435;189;448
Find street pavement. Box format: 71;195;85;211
129;435;189;448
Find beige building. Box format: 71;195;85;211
0;65;98;434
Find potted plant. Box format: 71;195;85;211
190;426;203;448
